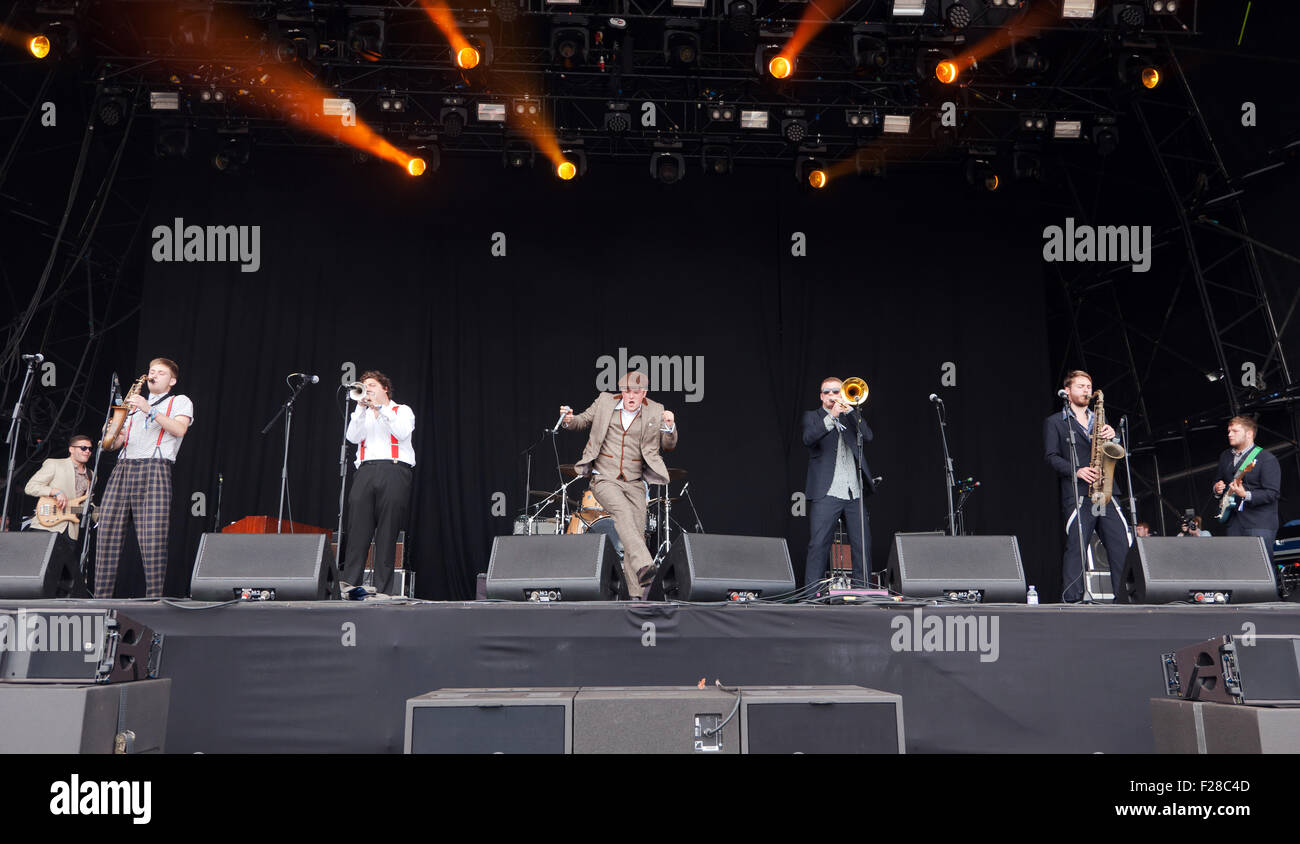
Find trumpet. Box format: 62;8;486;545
347;382;369;405
833;377;869;411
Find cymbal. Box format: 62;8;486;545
558;464;582;478
646;496;681;505
528;489;559;499
667;468;687;482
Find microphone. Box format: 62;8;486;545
21;353;44;363
929;393;943;404
551;409;567;434
1057;389;1068;399
291;373;320;384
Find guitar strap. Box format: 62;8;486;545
1234;445;1263;479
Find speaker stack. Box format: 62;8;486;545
1119;536;1278;604
887;534;1026;602
190;532;339;600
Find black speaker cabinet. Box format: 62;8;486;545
1151;698;1300;754
0;679;171;753
887;534;1026;602
653;534;795;601
0;608;162;684
1119;536;1278;604
0;530;63;598
405;688;577;754
190;532;339;600
739;686;906;754
573;686;742;754
486;535;619;601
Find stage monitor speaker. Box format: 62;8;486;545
739;686;905;754
886;534;1025;602
573;686;742;754
653;534;795;601
0;679;171;753
1118;536;1278;604
0;608;163;684
0;530;65;598
404;688;577;754
190;532;339;601
485;535;618;601
1150;698;1300;754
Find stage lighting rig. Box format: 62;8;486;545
919;49;962;85
757;43;794;80
1061;0;1096;18
494;0;522;22
795;148;829;189
346;13;386;62
556;147;587;180
664;20;701;68
551;18;590;68
604;102;631;133
476;102;507;123
171;5;213;51
440;97;468;138
212;126;251;174
704;104;737;125
1010;39;1049;74
852;27;889;72
503;134;535;169
94;88;132;129
1146;0;1179;15
855;146;885;178
1119;51;1162;90
702;143;733;175
154;120;190;159
1052;119;1083;140
1110;2;1146;31
511;97;541;125
650;143;686;184
1092;116;1119;155
966;151;1000;192
726;0;754;33
740;109;769;130
1013;145;1044;181
378;93;409;115
272;22;317;64
941;1;972;30
882;114;911;135
781;110;809;144
1019;112;1049;135
892;0;927;17
845;109;879;132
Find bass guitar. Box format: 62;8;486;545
34;493;89;528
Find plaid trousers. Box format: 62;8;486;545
95;458;172;598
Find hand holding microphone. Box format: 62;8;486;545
554;406;572;432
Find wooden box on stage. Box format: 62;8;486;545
221;516;332;536
830;542;852;572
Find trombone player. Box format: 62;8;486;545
803;376;875;588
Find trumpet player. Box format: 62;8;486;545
342;371;415;596
803;376;875;588
1044;370;1132;603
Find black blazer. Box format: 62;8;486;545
1044;410;1114;509
802;407;874;501
1214;446;1281;532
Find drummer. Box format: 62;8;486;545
559;371;678;599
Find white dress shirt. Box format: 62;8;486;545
347;401;416;468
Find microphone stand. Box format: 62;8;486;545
932;399;957;536
1120;415;1138;529
2;356;41;531
336;389;354;550
78;373;118;595
850;409;870;585
1064;399;1091;602
261;376;310;534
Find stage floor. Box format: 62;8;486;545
3;598;1298;753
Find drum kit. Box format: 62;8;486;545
513;463;690;566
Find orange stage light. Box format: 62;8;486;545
808;169;828;189
557;160;577;180
456;46;480;69
407;157;427;176
768;56;792;79
936;60;958;84
1141;67;1161;89
29;34;51;59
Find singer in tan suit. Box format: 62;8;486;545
560;371;678;599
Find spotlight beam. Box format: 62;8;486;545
419;1;476;68
774;0;855;74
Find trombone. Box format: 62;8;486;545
833;377;869;411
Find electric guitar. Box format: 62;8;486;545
1216;452;1259;525
34;493;89;528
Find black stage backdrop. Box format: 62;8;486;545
132;156;1057;599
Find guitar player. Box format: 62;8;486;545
22;432;94;596
1213;416;1281;562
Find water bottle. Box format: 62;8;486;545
1026;585;1039;605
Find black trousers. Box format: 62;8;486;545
1061;496;1131;602
22;527;88;598
806;495;871;586
342;460;412;594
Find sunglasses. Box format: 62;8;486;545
822;388;841;395
72;445;92;451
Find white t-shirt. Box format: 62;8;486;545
121;393;194;461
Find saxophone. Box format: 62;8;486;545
1088;390;1128;507
102;373;148;448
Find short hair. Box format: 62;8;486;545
150;357;179;382
618;371;648;391
68;433;92;447
1063;370;1092;389
821;376;842;389
360;370;393;400
1228;415;1258;435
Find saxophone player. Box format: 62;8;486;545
1044;370;1132;602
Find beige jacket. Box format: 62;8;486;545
24;457;89;539
566;393;678;485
